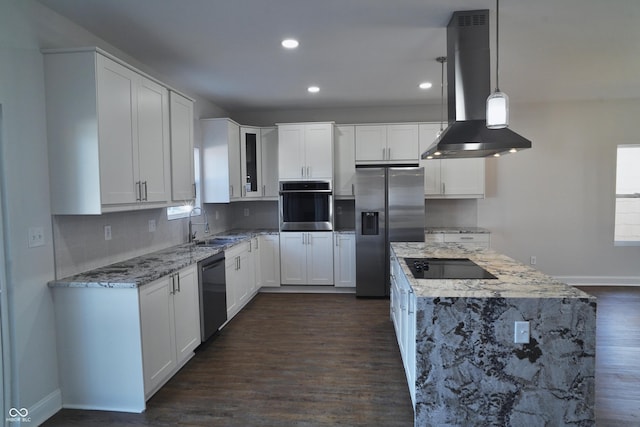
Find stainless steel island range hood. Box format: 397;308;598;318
422;10;531;159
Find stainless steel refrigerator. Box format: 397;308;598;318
355;166;425;297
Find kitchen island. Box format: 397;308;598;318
390;242;596;426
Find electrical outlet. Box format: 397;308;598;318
28;227;45;248
104;225;112;241
244;208;249;217
530;256;537;265
148;219;156;232
215;210;219;220
514;321;530;344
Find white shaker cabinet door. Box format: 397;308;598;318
139;276;177;396
169;92;195;202
171;266;201;365
97;55;138;205
137;76;170;203
304;123;333;180
306;232;334;285
280;232;308;284
278;124;305;179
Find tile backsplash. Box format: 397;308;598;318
52;204;232;279
52;198;479;278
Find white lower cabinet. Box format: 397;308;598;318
280;232;334;285
225;240;256;320
259;234;281;287
390;255;417;407
140;265;200;398
52;265;201;413
333;232;356;287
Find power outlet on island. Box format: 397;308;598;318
514;321;530;344
243;208;250;217
148;219;156;233
104;225;112;241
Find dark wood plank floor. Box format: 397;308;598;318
575;286;640;427
43;293;415;426
42;287;640;426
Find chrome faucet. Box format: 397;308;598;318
188;207;210;243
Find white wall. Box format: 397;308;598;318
0;1;61;423
0;0;232;423
478;99;640;282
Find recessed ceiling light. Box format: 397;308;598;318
308;86;320;93
281;39;299;49
419;82;433;90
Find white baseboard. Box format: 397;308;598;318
24;388;62;426
259;286;356;294
555;276;640;287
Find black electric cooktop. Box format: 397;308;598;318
404;258;498;280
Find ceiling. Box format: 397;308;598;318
37;0;640;113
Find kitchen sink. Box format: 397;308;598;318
194;236;246;246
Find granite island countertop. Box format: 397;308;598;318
390;241;596;426
391;242;591;299
48;229;278;289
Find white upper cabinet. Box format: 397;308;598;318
201;118;242;203
278;122;333;180
169;91;195;202
355;124;419;164
334;125;356;198
418;123;485;198
44;48;177;214
260;127;279;199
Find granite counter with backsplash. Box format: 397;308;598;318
390;242;596;426
48;229;278;288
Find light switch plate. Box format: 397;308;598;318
514;321;530;344
28;227;45;248
148;219;156;232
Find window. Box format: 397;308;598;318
167;147;201;220
614;144;640;245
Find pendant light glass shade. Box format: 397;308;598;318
486;90;509;129
487;0;509;129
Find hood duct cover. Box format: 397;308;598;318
422;10;531;159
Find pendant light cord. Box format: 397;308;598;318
495;0;500;92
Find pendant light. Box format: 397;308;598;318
486;0;509;129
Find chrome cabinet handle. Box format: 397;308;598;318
442;182;445;194
135;181;141;201
387;147;391;160
352;183;355;196
408;289;414;314
301;166;305;178
169;274;175;295
307;166;311;177
143;181;148;201
382;147;386;160
230;185;234;197
176;273;181;293
193;183;197;198
335;236;339;247
262;185;265;196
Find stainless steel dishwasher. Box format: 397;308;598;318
198;252;227;341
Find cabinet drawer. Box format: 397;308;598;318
443;233;490;245
424;234;445;243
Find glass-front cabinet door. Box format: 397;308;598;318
240;126;263;198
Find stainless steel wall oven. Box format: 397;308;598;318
279;180;333;231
